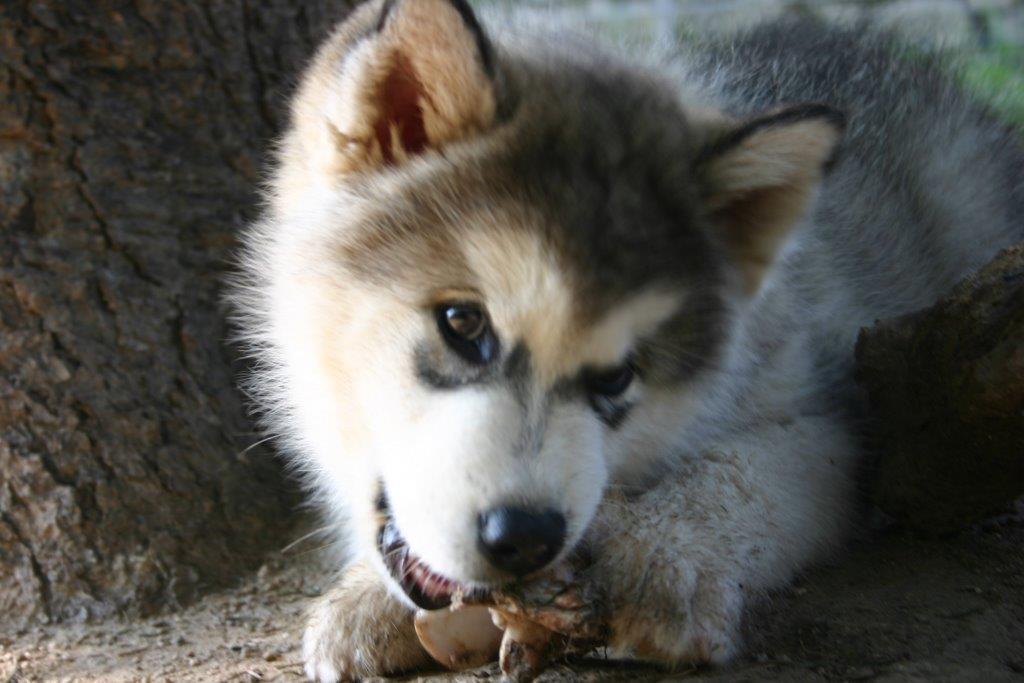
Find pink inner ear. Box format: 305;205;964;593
374;51;430;164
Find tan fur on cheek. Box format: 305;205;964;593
317;287;417;449
274;259;416;490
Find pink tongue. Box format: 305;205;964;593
410;558;456;598
420;570;448;596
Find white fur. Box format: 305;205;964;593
230;2;1023;680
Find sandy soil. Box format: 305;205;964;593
3;509;1022;683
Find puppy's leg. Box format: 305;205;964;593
303;559;432;682
590;415;857;666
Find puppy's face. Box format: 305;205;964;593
267;0;842;608
318;206;702;607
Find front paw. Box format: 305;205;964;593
498;557;743;667
476;542;744;672
589;507;745;667
302;560;432;682
601;562;744;666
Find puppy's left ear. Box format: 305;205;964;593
696;104;845;294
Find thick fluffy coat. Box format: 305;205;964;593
231;1;1024;679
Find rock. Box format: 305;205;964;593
856;244;1024;532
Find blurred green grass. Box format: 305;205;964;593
963;41;1024;125
474;1;1024;127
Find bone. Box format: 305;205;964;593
495;609;564;682
413;604;504;671
419;562;608;680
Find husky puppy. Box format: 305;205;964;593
232;0;1024;679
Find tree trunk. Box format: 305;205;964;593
0;0;353;628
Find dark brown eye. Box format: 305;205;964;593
584;361;636;428
585;363;635;398
436;303;499;365
443;305;486;340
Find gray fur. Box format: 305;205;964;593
233;6;1024;677
686;19;1023;429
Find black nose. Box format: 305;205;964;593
477;506;566;576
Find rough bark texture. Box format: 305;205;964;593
856;244;1024;533
0;0;353;628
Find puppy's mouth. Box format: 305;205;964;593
376;497;492;611
377;515;463;610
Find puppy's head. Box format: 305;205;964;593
264;0;843;608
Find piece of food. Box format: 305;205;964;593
484;565;607;641
413;604;504;671
416;561;609;679
486;564;609;681
494;609;565;682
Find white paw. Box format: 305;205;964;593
608;567;744;665
587;499;747;667
301;561;430;681
301;589;373;682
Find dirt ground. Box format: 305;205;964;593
2;503;1022;683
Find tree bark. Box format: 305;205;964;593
856;244;1024;533
0;0;353;627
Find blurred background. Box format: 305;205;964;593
473;0;1024;124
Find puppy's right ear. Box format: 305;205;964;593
695;104;845;295
294;0;498;176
